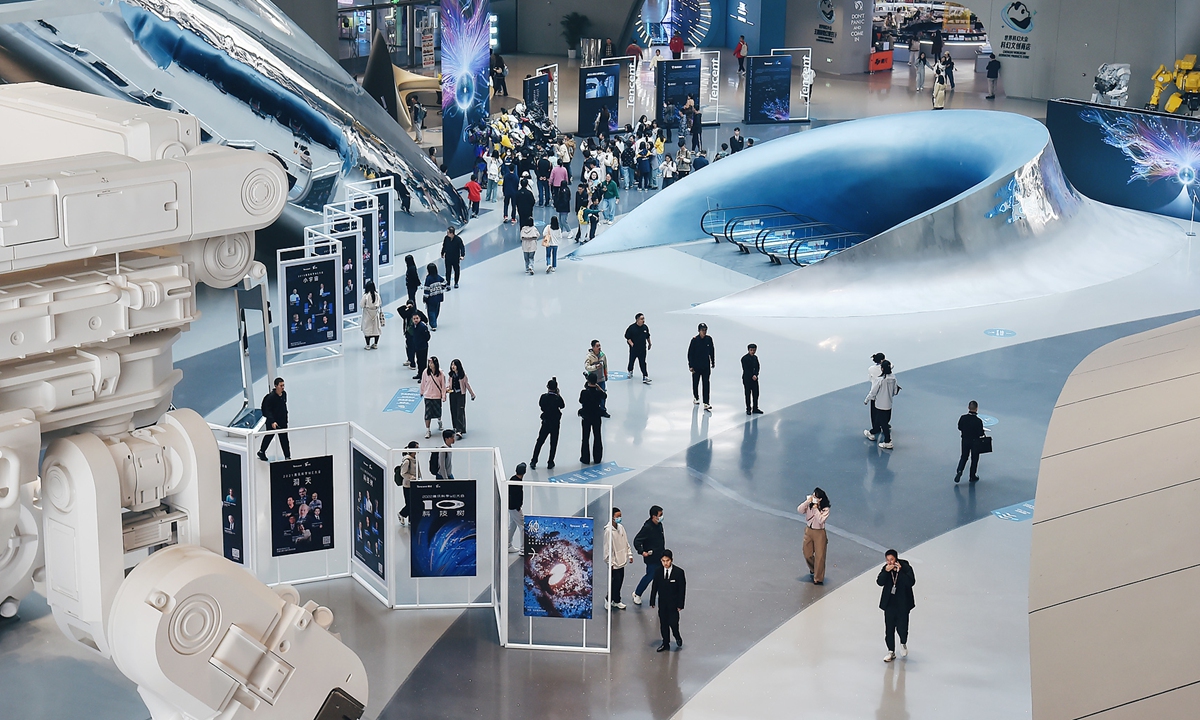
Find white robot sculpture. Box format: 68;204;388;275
1091;62;1132;106
0;83;368;720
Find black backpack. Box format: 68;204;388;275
429;451;440;476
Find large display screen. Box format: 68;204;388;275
270;456;335;557
352;447;386;580
220;449;245;564
1046;99;1200;221
440;0;492;177
744;55;792;124
656;59;701;129
410;479;477;577
523;515;594;620
282;256;341;351
578;65;621;136
523;73;550;118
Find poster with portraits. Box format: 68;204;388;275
281;255;341;351
410;479;477;578
351;446;386;580
270;456;335;557
523;515;594;620
219;448;245;564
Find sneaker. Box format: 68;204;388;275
899;644;908;658
403;361;412;368
657;643;669;652
954;473;961;484
529;460;537;469
616;602;627;609
431;327;437;332
438;420;444;431
878;442;894;449
546;266;552;273
546;461;555;469
643;377;652;384
863;430;877;441
454;284;460;288
508;546;520;554
970;476;980;483
413;374;421;380
604;599;611;610
632;594;642;605
693;398;700;405
884;652;896;663
424;429;431;438
257;451;268;462
746;408;752;415
704;404;712;412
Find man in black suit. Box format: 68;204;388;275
649;548;686;652
877;549;916;663
955;400;985;483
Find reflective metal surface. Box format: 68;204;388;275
0;0;468;231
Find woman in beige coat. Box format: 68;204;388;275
361;280;383;349
932;72;948;110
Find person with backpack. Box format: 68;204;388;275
422;263;446;330
734;35;748;73
531;377;565;469
420;356;448;439
431;429;456;479
864;359;899;449
675;140;692;180
395;441;420;526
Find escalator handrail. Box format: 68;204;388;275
753;221;831;253
699;204;789;240
724;211;815;245
787;231;865;265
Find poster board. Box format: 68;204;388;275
744;54;793;124
219;444;248;566
269;455;336;557
439;0;491;177
326;198;378;299
351;443;388;581
347;178;394;272
523;73;551;118
277;245;343;361
655;58;701;129
410;479;477;578
578;65;621;136
523;515;594;620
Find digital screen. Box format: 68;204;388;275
744;55;792;124
579;65;621;135
283;257;340;351
440;0;492;177
656;59;701;129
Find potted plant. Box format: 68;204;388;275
560;12;590;59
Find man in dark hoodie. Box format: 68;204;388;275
878;549;916;663
631;504;665;605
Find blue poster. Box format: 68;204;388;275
656;59;701;129
523;515;594;619
410;479;477;577
440;0;491;177
352;448;386;580
744;55;792;124
282;257;341;350
523;73;551;118
578;65;620;136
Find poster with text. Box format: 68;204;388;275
440;0;492;177
744;55;792;124
1046;99;1200;221
578;65;620;136
349;198;378;288
322;216;360;316
523;73;551;118
656;59;701;129
352;447;386;580
282;257;341;351
523;515;594;619
410;480;477;577
270;456;335;557
376;189;391;267
220;449;245;564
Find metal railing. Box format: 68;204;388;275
698;203;868;266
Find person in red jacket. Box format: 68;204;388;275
669;31;684;60
463;174;482;218
734;35;748;74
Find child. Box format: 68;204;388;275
582;200;601;242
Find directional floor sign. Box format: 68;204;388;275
992;500;1035;522
548;461;634;484
383;387;422;413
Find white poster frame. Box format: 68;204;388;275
770;47;814;122
534;63;559;127
348;433;391;605
325;198;379;310
347;177;396;276
694;50;722;126
277;241;344;367
308;210;363;323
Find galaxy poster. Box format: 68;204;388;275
1046;99;1200;221
410;480;477;577
220;449;245;565
352;447;386;580
579;65;620;135
523;73;550;118
270;456;335;557
744;55;792;124
656;59;701;129
281;256;340;351
440;0;492;177
523;515;594;620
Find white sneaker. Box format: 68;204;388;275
438;420;444;431
508;546;520;553
424;429;431;438
878;442;894;449
616;602;627;609
899;644;908;658
632;594;642;605
863;430;877;441
545;266;552;273
884;652;896;663
643;377;652;384
604;599;611;609
704;404;712;412
693;399;700;405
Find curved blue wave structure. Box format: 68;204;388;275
576;110;1185;316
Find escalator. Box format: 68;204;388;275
699;205;868;266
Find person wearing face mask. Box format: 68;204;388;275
604;507;634;610
798;488;831;585
631;504;665;605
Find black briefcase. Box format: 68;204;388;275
976;435;994;454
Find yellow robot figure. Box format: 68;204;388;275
1146;54;1200;114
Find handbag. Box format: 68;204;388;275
976;435;993;454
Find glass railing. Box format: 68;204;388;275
699;204;787;241
699;204;868;266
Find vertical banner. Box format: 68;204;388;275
440;0;491;178
523;74;551;117
655;59;701;129
523;515;594;619
329;198;379;292
410;479;477;577
744;55;792;124
421;27;435;69
578;65;621;136
352;447;386;580
281;255;341;352
270;456;336;557
220;449;245;564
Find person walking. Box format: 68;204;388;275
687;322;715;411
447;359;476;439
420;356;448;439
550;158;569;197
604;507;634;610
632;505;665;604
507;462;526;553
878;548;917;663
955;400;986;483
485;152;501;203
669;30;684;60
941;52;955;90
516;178;536;228
660;153;677;188
257;377;290;461
601;173;620;224
553;180;573;234
865;360;899;449
798;488;830;585
463;174;482;218
734;35;748;74
531;377;564;469
542;216;562;273
502;160;519;223
409;96;427;143
490;50;508;96
914;51;930;92
985;53;1001;99
649;548;686;651
520;222;539;275
432;429;456;479
579;372;607;464
407;309;431;378
932;71;948;110
395;441;420;526
741;343;762;415
422;263;446;330
361;280;383;350
573;182;589;241
624;313;652;384
441;227;465;289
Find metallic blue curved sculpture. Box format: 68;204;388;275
0;0;468;232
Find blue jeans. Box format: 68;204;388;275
635;558;656;596
545;246;558;267
557;210;573;231
602;198;616;222
537;179;550;206
486;179;498;202
426;300;441;328
621;166;634;189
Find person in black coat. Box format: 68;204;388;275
687;323;715;410
440;227;465;289
741;343;762;415
515;178;537;228
955;400;986;483
404;254;421;306
531;378;565;469
579;372;607;464
632;505;665;603
877;549;916;662
649;548;686;651
258;377;290;461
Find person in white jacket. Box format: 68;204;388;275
604;507;635;609
542;216;562;273
864;360;899;449
520;222;539;275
